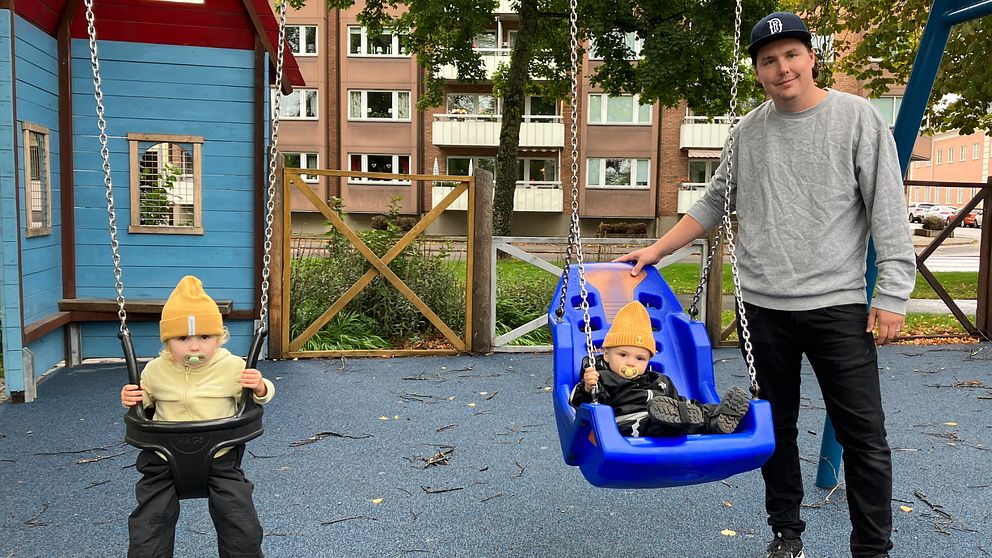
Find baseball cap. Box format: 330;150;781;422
748;12;812;61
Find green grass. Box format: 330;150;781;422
658;263;980;300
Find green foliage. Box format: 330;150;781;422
581;0;778;115
795;0;992;134
139;163;181;226
300;311;390;351
922;214;946;231
290;197;465;349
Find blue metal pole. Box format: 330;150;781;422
815;0;981;488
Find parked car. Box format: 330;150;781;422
959;209;978;228
908;202;936;223
923;205;958;226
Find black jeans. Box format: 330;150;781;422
738;302;893;558
128;445;264;558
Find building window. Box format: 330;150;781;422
948;147;953;163
961;146;967;161
128;133;203;234
348;26;409;56
587;158;650;189
273;88;318;119
349;90;411;121
22;122;52;237
936;149;942;164
588;94;652;125
349;153;411;184
869;96;901;127
688;159;719;183
811;34;835;62
516;157;558;187
524;96;559;122
284;152;319;183
589;32;643;60
286;25;317;56
446;93;498;117
447;157;496;176
974;143;980;160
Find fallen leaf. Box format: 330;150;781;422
379;416;389;421
945;422;958;426
372;498;384;505
721;529;737;537
722;501;732;508
467;403;476;407
393;415;400;419
900;505;913;513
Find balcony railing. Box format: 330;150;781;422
432;114;564;148
678;182;708;213
437;48;510;80
432;180;563;212
679;116;741;150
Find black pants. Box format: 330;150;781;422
739;302;893;558
127;445;264;558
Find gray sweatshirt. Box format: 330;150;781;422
687;89;916;314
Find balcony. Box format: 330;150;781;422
678;182;707;213
432;114;564;148
432;181;563;212
679;116;740;150
437;48;510;80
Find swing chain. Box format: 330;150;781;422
84;0;128;334
259;0;288;330
722;0;760;397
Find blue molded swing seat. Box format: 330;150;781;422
548;262;775;488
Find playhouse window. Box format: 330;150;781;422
22;123;52;237
348;90;411;120
128;133;203;234
348;153;411;184
273;88;318;120
286;25;318;56
284;152;319;183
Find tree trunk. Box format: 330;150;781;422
492;0;539;236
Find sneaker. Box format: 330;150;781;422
648;395;703;433
709;386;750;434
766;532;805;558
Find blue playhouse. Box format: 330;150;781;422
0;0;304;402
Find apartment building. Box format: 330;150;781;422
906;129;991;207
276;2;904;237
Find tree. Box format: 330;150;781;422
794;0;992;135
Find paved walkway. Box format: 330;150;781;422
1;345;990;557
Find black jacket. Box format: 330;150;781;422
569;355;680;425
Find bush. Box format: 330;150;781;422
922;215;946;230
596;222;648;237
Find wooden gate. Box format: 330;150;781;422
275;168;477;358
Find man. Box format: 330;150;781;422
616;11;915;558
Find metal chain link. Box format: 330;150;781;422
259;0;288;329
84;0;128;334
722;0;760;397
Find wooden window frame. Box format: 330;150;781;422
22;122;52;237
128;132;204;235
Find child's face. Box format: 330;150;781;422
602;346;652;379
167;335;220;366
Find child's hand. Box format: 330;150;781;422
121;384;143;407
582;366;600;392
241;368;268;397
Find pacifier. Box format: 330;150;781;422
183;353;204;366
618;366;640;379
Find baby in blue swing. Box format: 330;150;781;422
569;300;749;437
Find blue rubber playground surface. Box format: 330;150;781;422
1;344;990;557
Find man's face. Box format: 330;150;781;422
753;38;816;107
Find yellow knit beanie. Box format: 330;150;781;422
159;276;224;342
602;301;656;355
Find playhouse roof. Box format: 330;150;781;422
14;0;305;93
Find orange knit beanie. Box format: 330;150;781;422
159;276;224;342
602;301;656;355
